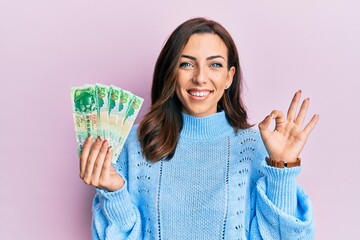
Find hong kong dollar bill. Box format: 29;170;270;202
71;84;143;162
71;86;99;155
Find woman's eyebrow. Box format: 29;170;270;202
206;55;225;60
181;55;196;60
180;55;225;61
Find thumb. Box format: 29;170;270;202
258;114;272;132
258;115;272;141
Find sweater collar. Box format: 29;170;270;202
180;111;233;140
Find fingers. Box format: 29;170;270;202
258;114;272;142
295;98;310;127
100;147;113;181
259;110;286;143
287;90;302;122
259;110;285;132
80;135;93;179
91;140;109;185
258;114;272;132
303;114;320;136
81;136;113;188
270;110;286;130
83;136;103;183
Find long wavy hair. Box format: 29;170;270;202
138;17;252;162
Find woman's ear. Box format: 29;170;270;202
226;66;236;88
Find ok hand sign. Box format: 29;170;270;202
258;90;319;164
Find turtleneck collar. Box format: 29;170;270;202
180;111;234;140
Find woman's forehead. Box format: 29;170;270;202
181;33;228;59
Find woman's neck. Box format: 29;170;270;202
180;111;234;140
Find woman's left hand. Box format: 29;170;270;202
258;90;319;163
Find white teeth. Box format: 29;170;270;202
189;91;209;97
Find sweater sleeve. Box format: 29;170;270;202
249;134;315;239
91;127;143;240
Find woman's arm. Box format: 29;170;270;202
80;135;143;240
92;182;142;240
249;155;315;239
248;91;318;239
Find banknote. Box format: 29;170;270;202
107;85;124;149
112;95;144;162
95;84;110;139
71;85;99;155
108;89;133;161
116;89;133;128
71;84;143;162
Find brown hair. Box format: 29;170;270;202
138;17;252;162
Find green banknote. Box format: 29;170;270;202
112;95;144;163
107;85;122;149
71;86;99;155
111;89;133;162
71;83;143;162
95;84;110;139
116;89;133;128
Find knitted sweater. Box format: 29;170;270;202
92;111;314;240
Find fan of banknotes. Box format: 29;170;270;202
71;84;144;163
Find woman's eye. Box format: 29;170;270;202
210;62;223;68
179;62;193;68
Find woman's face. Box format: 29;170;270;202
175;33;235;117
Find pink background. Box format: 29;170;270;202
1;0;359;239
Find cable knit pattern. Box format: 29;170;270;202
92;111;314;240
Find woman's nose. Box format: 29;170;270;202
192;66;207;84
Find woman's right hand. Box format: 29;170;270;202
79;135;124;192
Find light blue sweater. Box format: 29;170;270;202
92;111;314;239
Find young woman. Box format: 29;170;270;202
80;18;319;239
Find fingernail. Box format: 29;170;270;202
103;139;108;145
96;136;101;142
298;89;302;93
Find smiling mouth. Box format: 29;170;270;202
187;90;213;97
